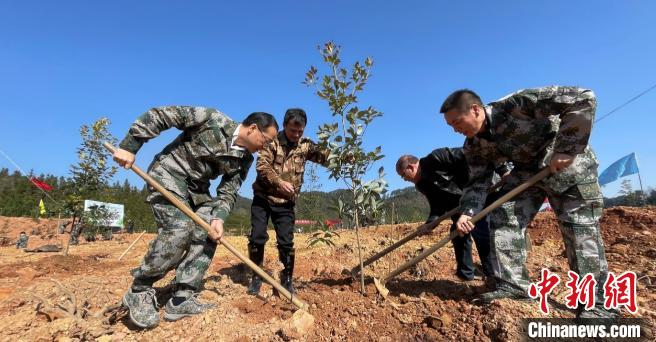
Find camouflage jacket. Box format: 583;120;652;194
461;86;599;214
252;131;328;204
119;106;253;221
16;235;28;249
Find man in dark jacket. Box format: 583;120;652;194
396;147;508;280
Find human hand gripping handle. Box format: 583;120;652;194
549;153;575;173
456;214;475;237
456;167;552;237
209;219;224;241
112;148;136;169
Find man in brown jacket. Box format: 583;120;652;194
248;108;329;295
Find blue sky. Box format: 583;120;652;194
1;1;654;200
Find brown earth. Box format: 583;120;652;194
0;207;655;341
0;216;64;247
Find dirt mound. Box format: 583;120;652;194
0;216;65;247
0;207;654;340
530;206;656;241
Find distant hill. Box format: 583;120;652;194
3;167;653;235
383;186;430;223
225;186;431;231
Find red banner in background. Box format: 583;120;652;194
30;177;53;191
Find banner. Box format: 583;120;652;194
30;177;53;191
83;200;125;228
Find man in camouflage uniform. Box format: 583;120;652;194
15;231;28;249
58;221;69;234
112;106;278;328
102;226;113;240
69;220;83;245
248;108;328;295
126;219;134;234
440;86;614;318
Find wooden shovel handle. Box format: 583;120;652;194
351;206;460;276
380;167;551;285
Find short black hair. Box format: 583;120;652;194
283;108;307;127
439;89;484;114
396;155;419;174
242;112;279;132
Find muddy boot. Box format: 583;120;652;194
122;288;160;329
247;244;265;295
476;282;532;304
164;294;216;322
278;248;296;295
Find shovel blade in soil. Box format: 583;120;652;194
373;277;389;298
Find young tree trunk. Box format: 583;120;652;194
353;190;365;295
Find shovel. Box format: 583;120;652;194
349;207;460;278
349;174;509;278
374;167;551;298
103;142;312;316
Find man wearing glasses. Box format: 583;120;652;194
112;106;278;328
248;108;329;296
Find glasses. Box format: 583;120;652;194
256;126;275;147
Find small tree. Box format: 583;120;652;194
307;222;341;248
304;42;387;294
297;164;322;226
66;118;118;223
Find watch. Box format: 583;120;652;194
463;208;475;217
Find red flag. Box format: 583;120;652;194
30;177;53;191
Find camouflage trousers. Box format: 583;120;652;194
16;237;28;249
489;168;609;299
69;225;83;245
131;193;216;298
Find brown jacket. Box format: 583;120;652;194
252;131;329;204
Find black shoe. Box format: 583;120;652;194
247;275;262;295
280;272;296;295
247;244;265;295
455;272;478;281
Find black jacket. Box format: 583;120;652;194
415;148;469;219
415;147;511;221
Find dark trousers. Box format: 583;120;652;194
248;195;295;253
429;214;493;279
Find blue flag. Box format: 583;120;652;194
598;153;640;186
